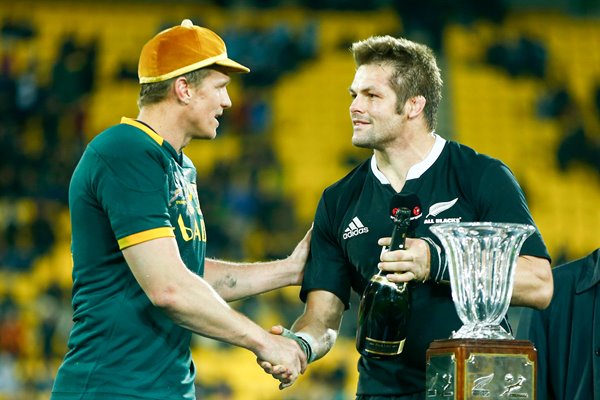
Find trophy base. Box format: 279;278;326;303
451;324;513;340
425;339;537;399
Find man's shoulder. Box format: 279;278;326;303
89;122;161;158
440;140;512;190
322;158;371;199
325;158;371;193
445;139;504;167
553;248;600;289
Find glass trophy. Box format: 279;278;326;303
425;222;538;399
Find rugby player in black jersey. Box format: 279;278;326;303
260;35;553;400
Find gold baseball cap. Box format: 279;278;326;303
138;19;250;84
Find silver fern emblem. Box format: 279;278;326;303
426;198;458;218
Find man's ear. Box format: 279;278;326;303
174;76;191;105
406;95;426;119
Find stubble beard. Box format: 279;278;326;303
352;127;376;149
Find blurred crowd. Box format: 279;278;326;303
1;1;599;399
482;27;600;178
1;24;98;395
0;7;324;398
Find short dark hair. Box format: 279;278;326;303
351;36;443;131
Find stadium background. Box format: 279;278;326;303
0;0;599;398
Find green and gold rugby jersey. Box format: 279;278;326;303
300;134;550;397
52;118;206;400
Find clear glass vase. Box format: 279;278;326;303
429;222;535;340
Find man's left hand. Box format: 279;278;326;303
377;237;430;283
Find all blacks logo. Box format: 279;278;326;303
343;226;369;239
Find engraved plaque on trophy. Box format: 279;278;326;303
426;222;537;399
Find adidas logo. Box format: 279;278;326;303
343;217;369;239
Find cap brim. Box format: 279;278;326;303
214;58;250;73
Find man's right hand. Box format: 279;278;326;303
255;330;307;389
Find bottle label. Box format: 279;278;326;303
364;336;406;355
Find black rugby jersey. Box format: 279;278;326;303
300;134;550;396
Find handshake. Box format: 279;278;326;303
256;325;317;389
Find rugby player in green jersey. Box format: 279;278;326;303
261;35;553;399
51;20;309;400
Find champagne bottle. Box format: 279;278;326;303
355;193;421;359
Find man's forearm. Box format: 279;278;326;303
511;255;553;309
205;227;311;301
289;290;345;362
123;238;271;353
162;272;268;350
204;258;300;301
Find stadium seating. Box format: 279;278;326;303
1;2;599;399
445;12;600;260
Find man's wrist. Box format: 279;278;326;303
295;332;317;363
281;328;317;363
422;236;449;283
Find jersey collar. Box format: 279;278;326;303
370;133;447;184
121;117;163;145
121;117;183;163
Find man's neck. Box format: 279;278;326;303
374;131;437;192
137;106;185;153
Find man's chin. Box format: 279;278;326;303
193;131;218;140
352;137;373;149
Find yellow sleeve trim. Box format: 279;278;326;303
118;227;175;250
